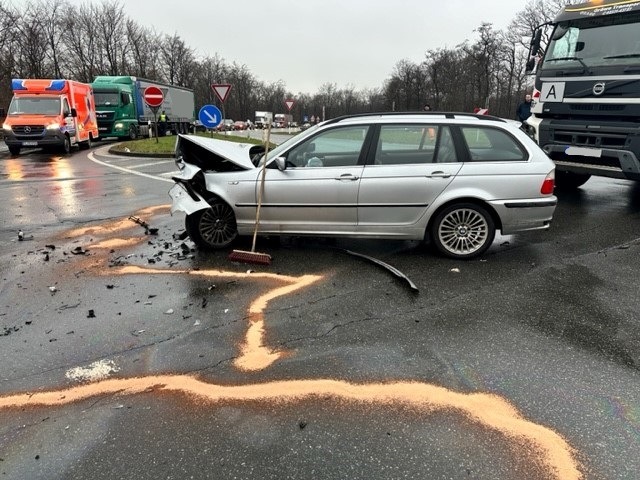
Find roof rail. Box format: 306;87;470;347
323;111;506;125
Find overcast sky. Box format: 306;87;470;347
105;0;531;93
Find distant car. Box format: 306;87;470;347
233;121;247;130
192;120;207;133
170;112;557;260
300;122;312;131
215;119;234;131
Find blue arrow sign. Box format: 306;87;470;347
198;105;222;129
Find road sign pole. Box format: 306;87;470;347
151;106;159;143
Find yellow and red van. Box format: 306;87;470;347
2;79;99;156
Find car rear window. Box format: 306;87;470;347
461;126;527;162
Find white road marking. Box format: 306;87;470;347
88;151;173;183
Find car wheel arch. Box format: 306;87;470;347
424;197;502;242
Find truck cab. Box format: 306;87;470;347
92;76;144;140
526;0;640;188
2;79;98;156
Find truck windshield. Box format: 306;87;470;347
94;92;120;106
8;97;61;115
543;13;640;71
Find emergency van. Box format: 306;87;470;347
2;79;99;156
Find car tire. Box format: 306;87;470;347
185;199;238;250
8;145;20;156
430;203;495;260
555;171;590;190
61;135;71;154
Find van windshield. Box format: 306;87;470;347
8;97;61;115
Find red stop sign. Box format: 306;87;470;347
143;86;164;108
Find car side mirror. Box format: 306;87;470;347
274;156;287;171
70;108;77;118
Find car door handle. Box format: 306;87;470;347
335;174;359;181
428;171;451;178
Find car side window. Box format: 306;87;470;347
286;126;369;168
375;125;438;164
62;99;71;117
461;126;527;161
434;126;459;163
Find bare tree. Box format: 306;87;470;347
160;33;195;86
63;3;102;82
96;0;129;76
40;0;69;78
126;21;162;79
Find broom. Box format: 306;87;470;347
228;121;273;265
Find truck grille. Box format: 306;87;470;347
96;111;115;121
12;125;45;136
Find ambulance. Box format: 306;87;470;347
2;79;99;156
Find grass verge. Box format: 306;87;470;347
109;132;270;155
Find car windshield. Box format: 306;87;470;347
94;92;120;106
8;97;61;115
542;13;640;71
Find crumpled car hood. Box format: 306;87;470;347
176;134;261;171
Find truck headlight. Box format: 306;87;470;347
114;122;124;130
46;123;60;130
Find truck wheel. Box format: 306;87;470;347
185;200;238;250
555;171;591;190
8;145;21;156
429;203;495;260
61;135;71;154
128;125;137;140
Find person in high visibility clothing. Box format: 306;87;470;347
158;110;169;136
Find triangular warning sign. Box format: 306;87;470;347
212;84;232;103
285;99;295;111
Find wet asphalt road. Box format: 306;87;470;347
0;141;639;480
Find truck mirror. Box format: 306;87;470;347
121;93;130;105
70;108;77;118
526;58;536;73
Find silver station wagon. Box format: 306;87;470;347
169;112;557;260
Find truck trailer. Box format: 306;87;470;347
2;79;99;156
92;76;195;139
525;0;640;189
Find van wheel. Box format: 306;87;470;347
8;145;20;156
185;200;238;250
430;203;495;260
128;125;137;140
61;135;71;154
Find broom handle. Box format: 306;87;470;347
251;122;271;252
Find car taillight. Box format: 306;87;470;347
541;171;555;195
